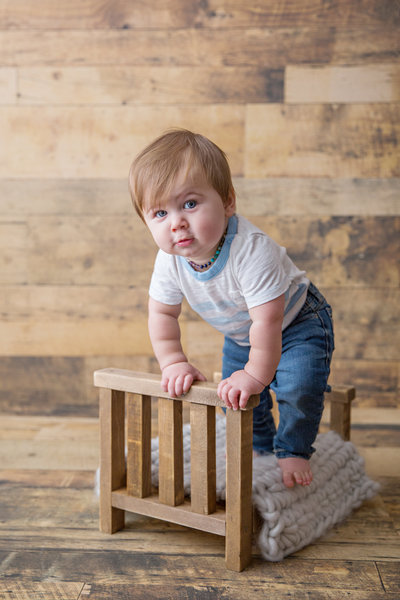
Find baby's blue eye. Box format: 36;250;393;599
155;209;167;218
184;200;197;209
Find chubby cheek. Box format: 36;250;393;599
146;224;169;250
196;215;226;242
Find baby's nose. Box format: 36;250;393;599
171;212;188;230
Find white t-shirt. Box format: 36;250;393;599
149;215;309;346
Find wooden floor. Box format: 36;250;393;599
0;407;399;600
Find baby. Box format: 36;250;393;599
129;129;334;488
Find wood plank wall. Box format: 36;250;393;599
0;0;399;416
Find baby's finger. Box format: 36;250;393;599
228;387;240;411
239;391;250;409
168;377;178;398
218;382;232;408
174;375;185;398
161;376;169;393
182;374;194;394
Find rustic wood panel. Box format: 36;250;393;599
1;0;398;29
252;216;399;288
0;320;152;357
0;549;390;590
2;27;399;68
25;215;156;286
17;66;283;104
0;67;16;103
330;359;399;407
0;106;244;177
325;287;400;362
235;177;400;216
0;219;28;283
1;216;396;287
285;64;400;103
0;0;398;413
246;103;400;177
0;285;151;321
0;581;84;600
0;356;157;415
1;178;399;216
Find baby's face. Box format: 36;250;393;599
143;168;235;264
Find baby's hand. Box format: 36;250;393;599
217;370;264;410
161;362;206;398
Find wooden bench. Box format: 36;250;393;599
94;368;355;571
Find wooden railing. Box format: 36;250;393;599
94;368;355;571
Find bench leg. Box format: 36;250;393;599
329;386;356;441
225;409;253;571
99;388;125;533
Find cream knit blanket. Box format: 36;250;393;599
149;416;380;561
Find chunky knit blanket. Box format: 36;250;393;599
149;416;380;562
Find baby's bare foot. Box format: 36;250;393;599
277;457;312;488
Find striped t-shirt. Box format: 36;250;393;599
149;214;309;346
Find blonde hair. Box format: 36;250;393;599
129;129;234;221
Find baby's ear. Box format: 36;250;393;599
225;188;236;217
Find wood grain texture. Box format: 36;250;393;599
246;103;400;177
99;387;125;533
0;106;244;178
0;67;16;104
0;410;399;596
225;408;253;571
2;27;398;68
0;581;85;600
1;178;399;217
0;0;399;412
0;0;398;29
158;398;184;506
1;216;397;287
285;64;400;103
127;393;152;498
17;66;284;104
190;403;216;515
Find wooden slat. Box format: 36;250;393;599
0;0;398;29
245;103;400;177
0;67;16;104
225;408;253;572
1;27;398;68
23;215;156;286
248;215;399;288
111;490;226;536
190;403;216;515
17;66;283;104
0;106;244;178
285;64;400;104
0;320;152;357
127;393;152;498
234;177;400;217
94;369;260;410
158;397;184;506
99;388;125;534
1;178;399;217
330;359;399;407
1;216;397;288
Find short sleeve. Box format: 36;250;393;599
149;250;184;306
234;234;290;308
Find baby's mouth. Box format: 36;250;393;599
175;238;194;248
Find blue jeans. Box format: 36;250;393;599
222;283;334;459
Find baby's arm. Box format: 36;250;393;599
218;294;284;410
148;297;206;397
